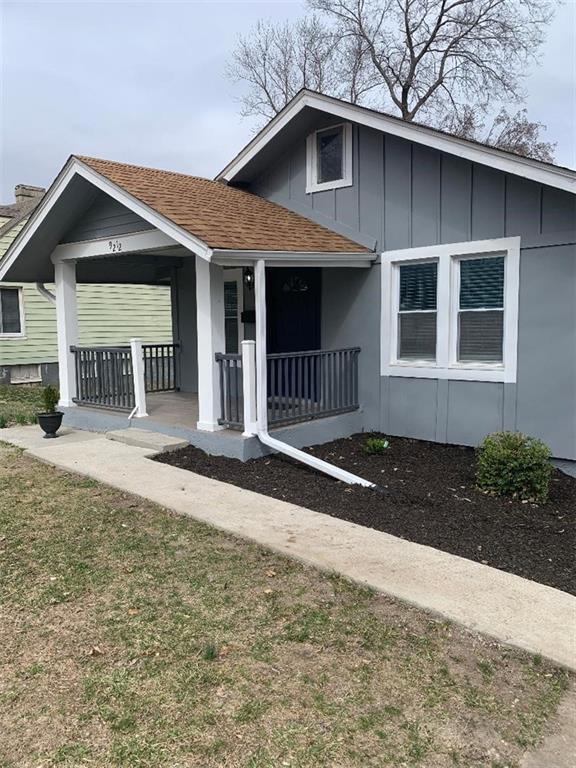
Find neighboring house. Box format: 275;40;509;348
1;91;574;469
0;186;172;386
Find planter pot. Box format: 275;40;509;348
37;411;64;439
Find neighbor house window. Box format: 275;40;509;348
0;287;23;336
306;123;353;193
381;237;520;383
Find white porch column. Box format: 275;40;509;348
241;340;257;436
195;255;225;431
254;259;268;432
129;338;148;417
53;258;78;407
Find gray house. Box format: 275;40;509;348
1;91;574;473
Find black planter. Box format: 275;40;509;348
37;411;64;439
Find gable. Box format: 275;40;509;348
247;119;576;253
219;91;576;196
62;192;154;244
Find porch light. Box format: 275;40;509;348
243;266;254;290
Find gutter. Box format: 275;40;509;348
253;259;375;488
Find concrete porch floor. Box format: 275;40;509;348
62;389;365;461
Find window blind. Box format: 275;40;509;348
0;288;21;334
458;256;504;362
398;262;437;360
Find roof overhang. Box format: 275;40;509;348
212;249;376;268
217;91;576;195
0;156;213;283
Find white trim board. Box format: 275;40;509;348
0;157;213;282
218;90;576;195
380;237;520;383
211;249;376;268
52;229;178;263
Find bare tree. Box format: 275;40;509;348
227;16;376;121
228;0;557;160
441;105;556;162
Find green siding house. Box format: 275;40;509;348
0;185;172;385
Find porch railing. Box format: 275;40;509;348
143;342;180;392
215;353;243;429
215;346;361;430
71;346;135;411
71;340;180;413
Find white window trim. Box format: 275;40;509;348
306;122;353;194
0;285;26;339
381;237;520;383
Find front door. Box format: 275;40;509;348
266;267;321;353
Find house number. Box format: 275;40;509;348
108;240;123;253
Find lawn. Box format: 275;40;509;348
0;385;43;428
0;444;570;768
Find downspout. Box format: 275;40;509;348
253;259;375;489
35;282;56;304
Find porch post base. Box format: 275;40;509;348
58;399;77;408
196;421;225;432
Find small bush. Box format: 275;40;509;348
41;385;60;413
15;413;28;426
363;436;390;455
476;431;552;503
0;415;6;429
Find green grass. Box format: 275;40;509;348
0;384;43;427
0;444;570;768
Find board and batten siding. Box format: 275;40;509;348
62;192;154;243
251;120;576;459
0;213;172;369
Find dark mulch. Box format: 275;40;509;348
155;433;576;595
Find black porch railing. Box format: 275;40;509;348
71;346;135;411
267;347;360;427
143;343;180;392
215;347;361;430
215;353;243;429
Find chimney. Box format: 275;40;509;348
14;184;45;203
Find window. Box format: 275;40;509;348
381;237;520;383
457;256;504;363
0;287;23;336
398;262;437;361
224;269;243;354
306;123;353;193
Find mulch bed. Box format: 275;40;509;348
155;434;576;595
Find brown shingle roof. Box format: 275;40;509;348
76;156;369;254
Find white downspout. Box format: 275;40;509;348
253;259;375;489
35;282;56;304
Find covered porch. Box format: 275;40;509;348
0;154;376;459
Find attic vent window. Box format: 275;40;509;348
306;123;353;194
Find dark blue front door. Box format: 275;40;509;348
266;267;321;353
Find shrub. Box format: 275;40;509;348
476;431;552;503
363;436;390;455
41;385;60;414
0;415;6;429
15;413;28;425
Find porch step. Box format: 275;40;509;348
105;429;188;454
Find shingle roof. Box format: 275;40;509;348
77;156;369;253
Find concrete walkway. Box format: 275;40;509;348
2;425;575;671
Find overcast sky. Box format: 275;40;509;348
1;0;574;202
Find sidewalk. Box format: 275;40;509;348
3;425;575;671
